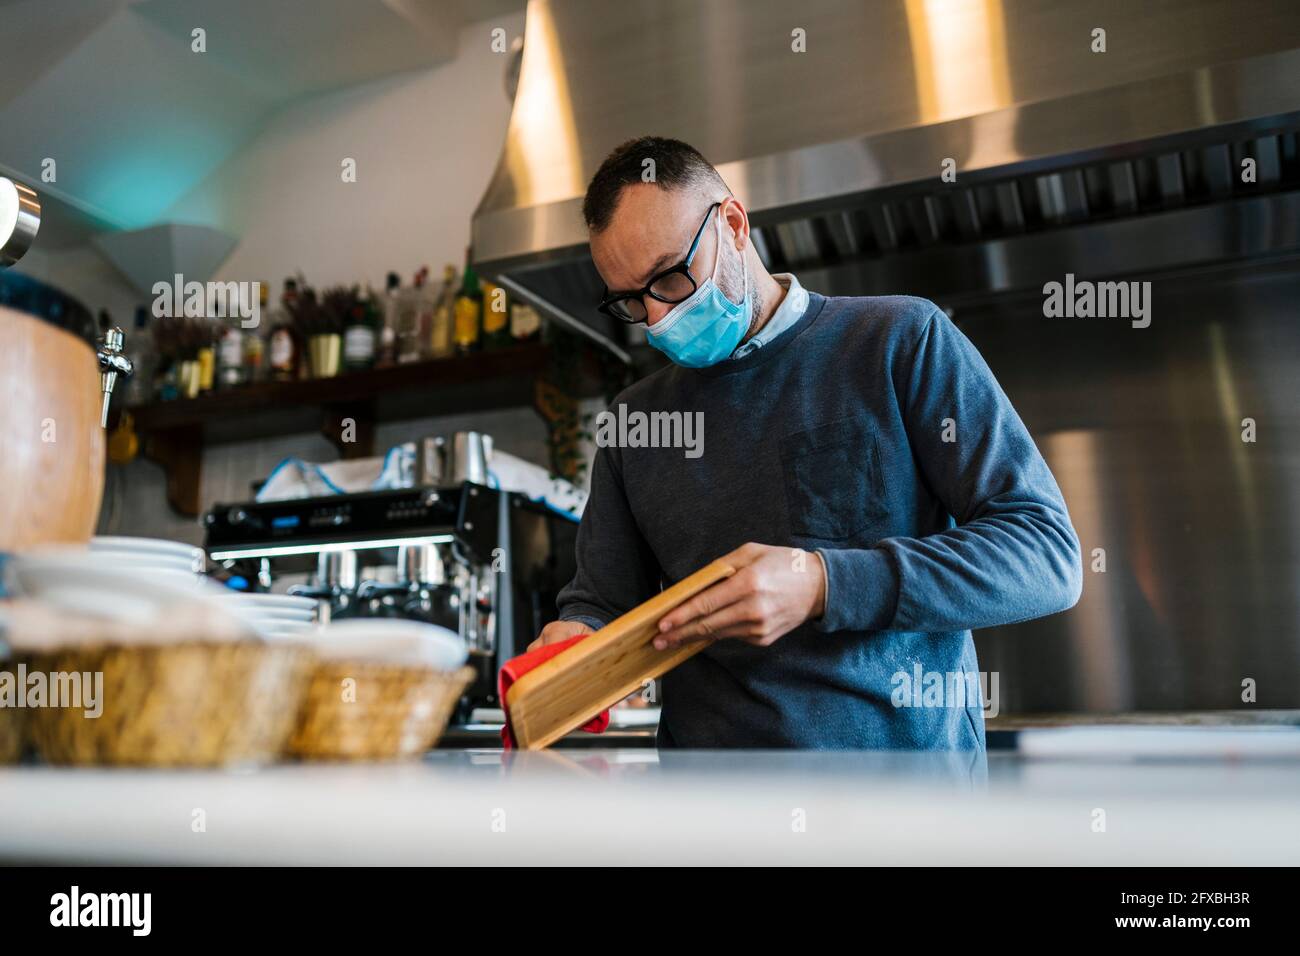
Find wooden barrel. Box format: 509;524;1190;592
0;304;105;550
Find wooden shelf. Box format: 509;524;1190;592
127;343;555;517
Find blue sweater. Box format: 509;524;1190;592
557;293;1082;749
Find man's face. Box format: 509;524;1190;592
591;183;740;328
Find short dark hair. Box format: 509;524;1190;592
582;136;728;233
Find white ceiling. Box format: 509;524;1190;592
130;0;466;100
0;0;526;243
0;0;124;112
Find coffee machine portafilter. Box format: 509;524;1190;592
287;550;358;623
354;542;460;631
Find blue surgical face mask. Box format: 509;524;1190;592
645;212;752;369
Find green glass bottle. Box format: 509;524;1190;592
453;252;483;355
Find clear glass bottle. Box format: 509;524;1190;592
398;268;430;364
268;278;300;381
380;271;402;366
243;282;268;383
217;301;246;389
429;264;457;359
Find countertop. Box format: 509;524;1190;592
440;708;1300;750
2;727;1298;865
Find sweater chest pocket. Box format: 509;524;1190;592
779;418;886;540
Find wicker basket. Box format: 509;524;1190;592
287;662;474;760
26;642;311;767
0;658;26;764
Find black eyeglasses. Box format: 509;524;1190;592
596;202;720;324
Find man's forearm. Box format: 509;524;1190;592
813;506;1080;634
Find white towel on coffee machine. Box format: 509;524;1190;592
487;449;587;519
255;446;413;501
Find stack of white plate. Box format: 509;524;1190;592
88;536;206;585
10;544;316;641
219;593;318;639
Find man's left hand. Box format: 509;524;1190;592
653;543;827;650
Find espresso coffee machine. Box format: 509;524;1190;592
203;482;578;715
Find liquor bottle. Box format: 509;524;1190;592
366;288;384;367
212;283;244;390
344;286;379;371
481;278;511;350
217;312;246;388
398;268;431;364
453;252;482;355
414;268;437;361
243;282;268;382
181;321;205;399
510;300;542;343
197;316;216;394
152;317;179;402
124;305;155;406
428;264;457;359
380;272;402;366
268;278;300;381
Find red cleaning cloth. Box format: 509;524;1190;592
498;635;611;749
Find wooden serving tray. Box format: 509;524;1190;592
506;560;736;750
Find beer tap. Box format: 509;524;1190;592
96;327;134;428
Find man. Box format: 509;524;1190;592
535;137;1082;749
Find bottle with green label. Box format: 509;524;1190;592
344;286;380;371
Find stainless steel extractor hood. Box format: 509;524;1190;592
473;0;1300;362
474;0;1300;718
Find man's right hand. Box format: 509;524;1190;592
527;619;593;653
